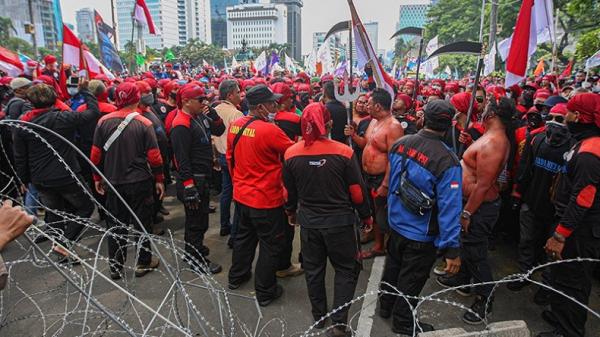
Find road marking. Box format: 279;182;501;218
356;256;385;336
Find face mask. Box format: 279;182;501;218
67;87;78;96
527;113;543;130
140;94;154;106
545;122;570;147
169;92;177;100
267;112;276;122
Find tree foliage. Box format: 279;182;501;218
575;28;600;61
178;39;227;67
0;16;17;42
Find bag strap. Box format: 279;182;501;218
103;112;140;152
230;117;259;170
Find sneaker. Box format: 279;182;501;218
433;262;447;276
220;227;231;237
227;237;234;249
463;296;493;325
276;263;304;278
534;287;552;306
507;279;530;292
209;202;217;213
327;325;350;337
159;206;170;215
257;284;283;307
436;275;471;296
134;256;160;277
228;272;252;290
198;260;223;275
110;269;123;280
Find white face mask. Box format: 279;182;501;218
267;112;276;122
67;87;78;96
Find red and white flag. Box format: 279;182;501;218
62;24;87;71
0;46;24;76
83;46;115;80
133;0;157;35
505;0;554;87
348;0;394;104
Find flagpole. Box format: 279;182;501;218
551;8;559;73
130;16;136;74
413;37;424;103
111;0;118;46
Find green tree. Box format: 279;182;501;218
178;39;227;67
575;28;600;61
0;16;17;42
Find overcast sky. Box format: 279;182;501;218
60;0;404;55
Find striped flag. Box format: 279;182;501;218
348;0;394;102
0;46;24;76
133;0;157;35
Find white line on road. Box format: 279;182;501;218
356;256;385;337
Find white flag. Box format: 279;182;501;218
425;35;439;72
285;53;296;74
254;51;268;74
444;65;452;75
231;55;239;69
483;45;496;76
585;49;600;70
317;42;333;74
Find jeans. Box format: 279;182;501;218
25;183;40;216
36;182;94;247
454;198;501;298
219;154;238;231
301;225;360;324
379;231;437;330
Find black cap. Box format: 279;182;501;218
542;95;568;108
246;85;282;106
424;100;455;131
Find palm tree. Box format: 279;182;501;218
0;16;17;42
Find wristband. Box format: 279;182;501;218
553;231;566;243
461;210;472;220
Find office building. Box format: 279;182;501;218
226;3;288;50
211;0;239;47
364;22;378;53
396;0;431;42
271;0;302;60
76;8;96;44
115;0;179;50
0;0;59;49
178;0;211;45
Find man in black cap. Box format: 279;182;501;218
379;100;462;335
226;85;295;307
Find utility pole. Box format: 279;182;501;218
111;0;118;46
27;0;38;60
488;0;498;51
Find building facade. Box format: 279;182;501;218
226;3;287;50
396;1;432;42
271;0;302;60
178;0;211;46
364;22;378;53
76;8;96;44
115;0;179;50
0;0;59;50
210;0;239;48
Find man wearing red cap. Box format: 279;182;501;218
42;55;59;81
271;82;302;141
539;93;600;337
170;83;225;275
508;103;573;300
282;103;372;335
392;93;418;135
90;82;165;280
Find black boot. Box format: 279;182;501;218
463;296;493;325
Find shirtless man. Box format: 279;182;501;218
437;96;514;324
345;88;404;259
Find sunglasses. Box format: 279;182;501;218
545;114;565;123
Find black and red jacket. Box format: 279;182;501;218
170;108;224;188
274;111;301;141
554;134;600;239
283;138;371;228
90;108;164;185
13;93;100;187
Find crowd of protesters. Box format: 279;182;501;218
0;55;599;337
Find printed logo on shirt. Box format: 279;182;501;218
230;124;256;137
450;181;459;189
308;159;327;167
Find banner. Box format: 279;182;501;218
94;11;124;73
586;49;600;70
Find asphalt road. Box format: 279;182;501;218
0;185;598;337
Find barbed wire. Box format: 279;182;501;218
0;120;598;337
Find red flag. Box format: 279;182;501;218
0;46;24;76
133;0;157;35
560;60;573;78
58;64;69;100
505;0;535;87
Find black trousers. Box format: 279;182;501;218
36;181;94;247
229;203;286;302
301;225;360;324
453;198;501;298
277;219;294;271
517;204;554;285
549;222;600;337
176;175;211;263
105;180;154;272
379;231;436;330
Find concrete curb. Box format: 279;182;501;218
418;320;530;337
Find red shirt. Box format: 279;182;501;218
226;115;294;209
76;102;117;114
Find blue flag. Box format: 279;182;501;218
94;11;124;73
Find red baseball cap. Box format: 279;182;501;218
271;82;292;102
176;83;206;108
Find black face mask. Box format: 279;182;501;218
169;92;177;100
527;113;543;130
140;94;154;106
545;122;570;147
